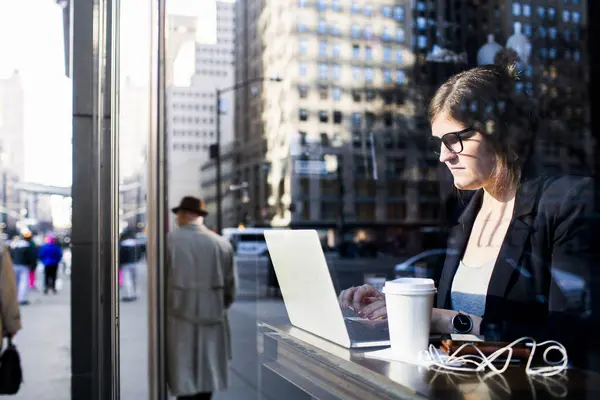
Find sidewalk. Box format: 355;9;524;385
10;268;288;399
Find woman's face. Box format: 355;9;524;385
431;112;496;191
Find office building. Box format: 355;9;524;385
166;1;235;210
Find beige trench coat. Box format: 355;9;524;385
166;223;237;396
0;244;22;337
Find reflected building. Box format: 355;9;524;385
0;71;25;229
166;2;236;215
464;1;591;174
231;0;590;253
232;0;451;253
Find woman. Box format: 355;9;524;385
339;64;596;367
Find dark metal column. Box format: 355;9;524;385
71;0;120;398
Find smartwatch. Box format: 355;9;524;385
451;311;473;334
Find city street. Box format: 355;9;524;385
12;257;290;400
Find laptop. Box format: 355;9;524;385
264;229;390;348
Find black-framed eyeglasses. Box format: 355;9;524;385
428;127;475;156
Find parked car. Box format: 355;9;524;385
394;248;460;279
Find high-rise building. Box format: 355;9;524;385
166;1;236;211
0;70;26;182
0;71;25;227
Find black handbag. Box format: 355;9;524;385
0;338;23;395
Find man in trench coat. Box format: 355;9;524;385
166;196;237;400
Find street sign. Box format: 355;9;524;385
294;160;327;176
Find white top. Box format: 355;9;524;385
450;259;497;317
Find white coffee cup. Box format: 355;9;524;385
382;278;437;361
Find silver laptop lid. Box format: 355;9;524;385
264;229;351;348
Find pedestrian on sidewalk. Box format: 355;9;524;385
166;196;238;400
118;229;141;301
38;235;63;294
9;232;37;305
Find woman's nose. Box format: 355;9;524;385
438;146;456;163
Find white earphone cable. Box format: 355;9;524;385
423;337;568;377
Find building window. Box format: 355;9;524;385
319;85;328;100
351;24;361;39
352;90;361;102
319;111;329;123
416;17;426;30
418;35;427;49
364;25;373;40
333;111;343;124
332;0;341;12
352;66;361;81
538;6;545;19
394;6;404;21
352;113;361;127
318;63;328;79
299;62;308;76
318;19;328;34
319;40;328;56
396;28;405;43
549;47;556;59
299;109;308;121
296;23;307;32
332;64;341;80
538;26;547;38
366;89;376;101
548;7;556;20
351;2;360;14
299;39;308;55
549;27;557;40
316;0;326;11
330;23;341;36
365;46;373;60
364;4;373;16
320;133;330;147
383;47;392;62
572;11;581;24
365;67;374;83
332;43;341;58
298;84;308;98
396;70;406;84
512;2;521;16
298;0;307;7
332;87;341;101
523;4;531;17
383;69;392;83
352;44;360;59
382;6;392;17
523;23;533;37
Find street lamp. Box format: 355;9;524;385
213;76;282;233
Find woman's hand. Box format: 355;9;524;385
338;284;384;314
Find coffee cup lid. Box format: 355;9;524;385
383;278;437;295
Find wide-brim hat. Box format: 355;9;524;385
171;196;209;216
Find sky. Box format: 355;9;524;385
0;0;235;188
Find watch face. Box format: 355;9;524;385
453;314;472;333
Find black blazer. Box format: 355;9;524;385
437;175;598;367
